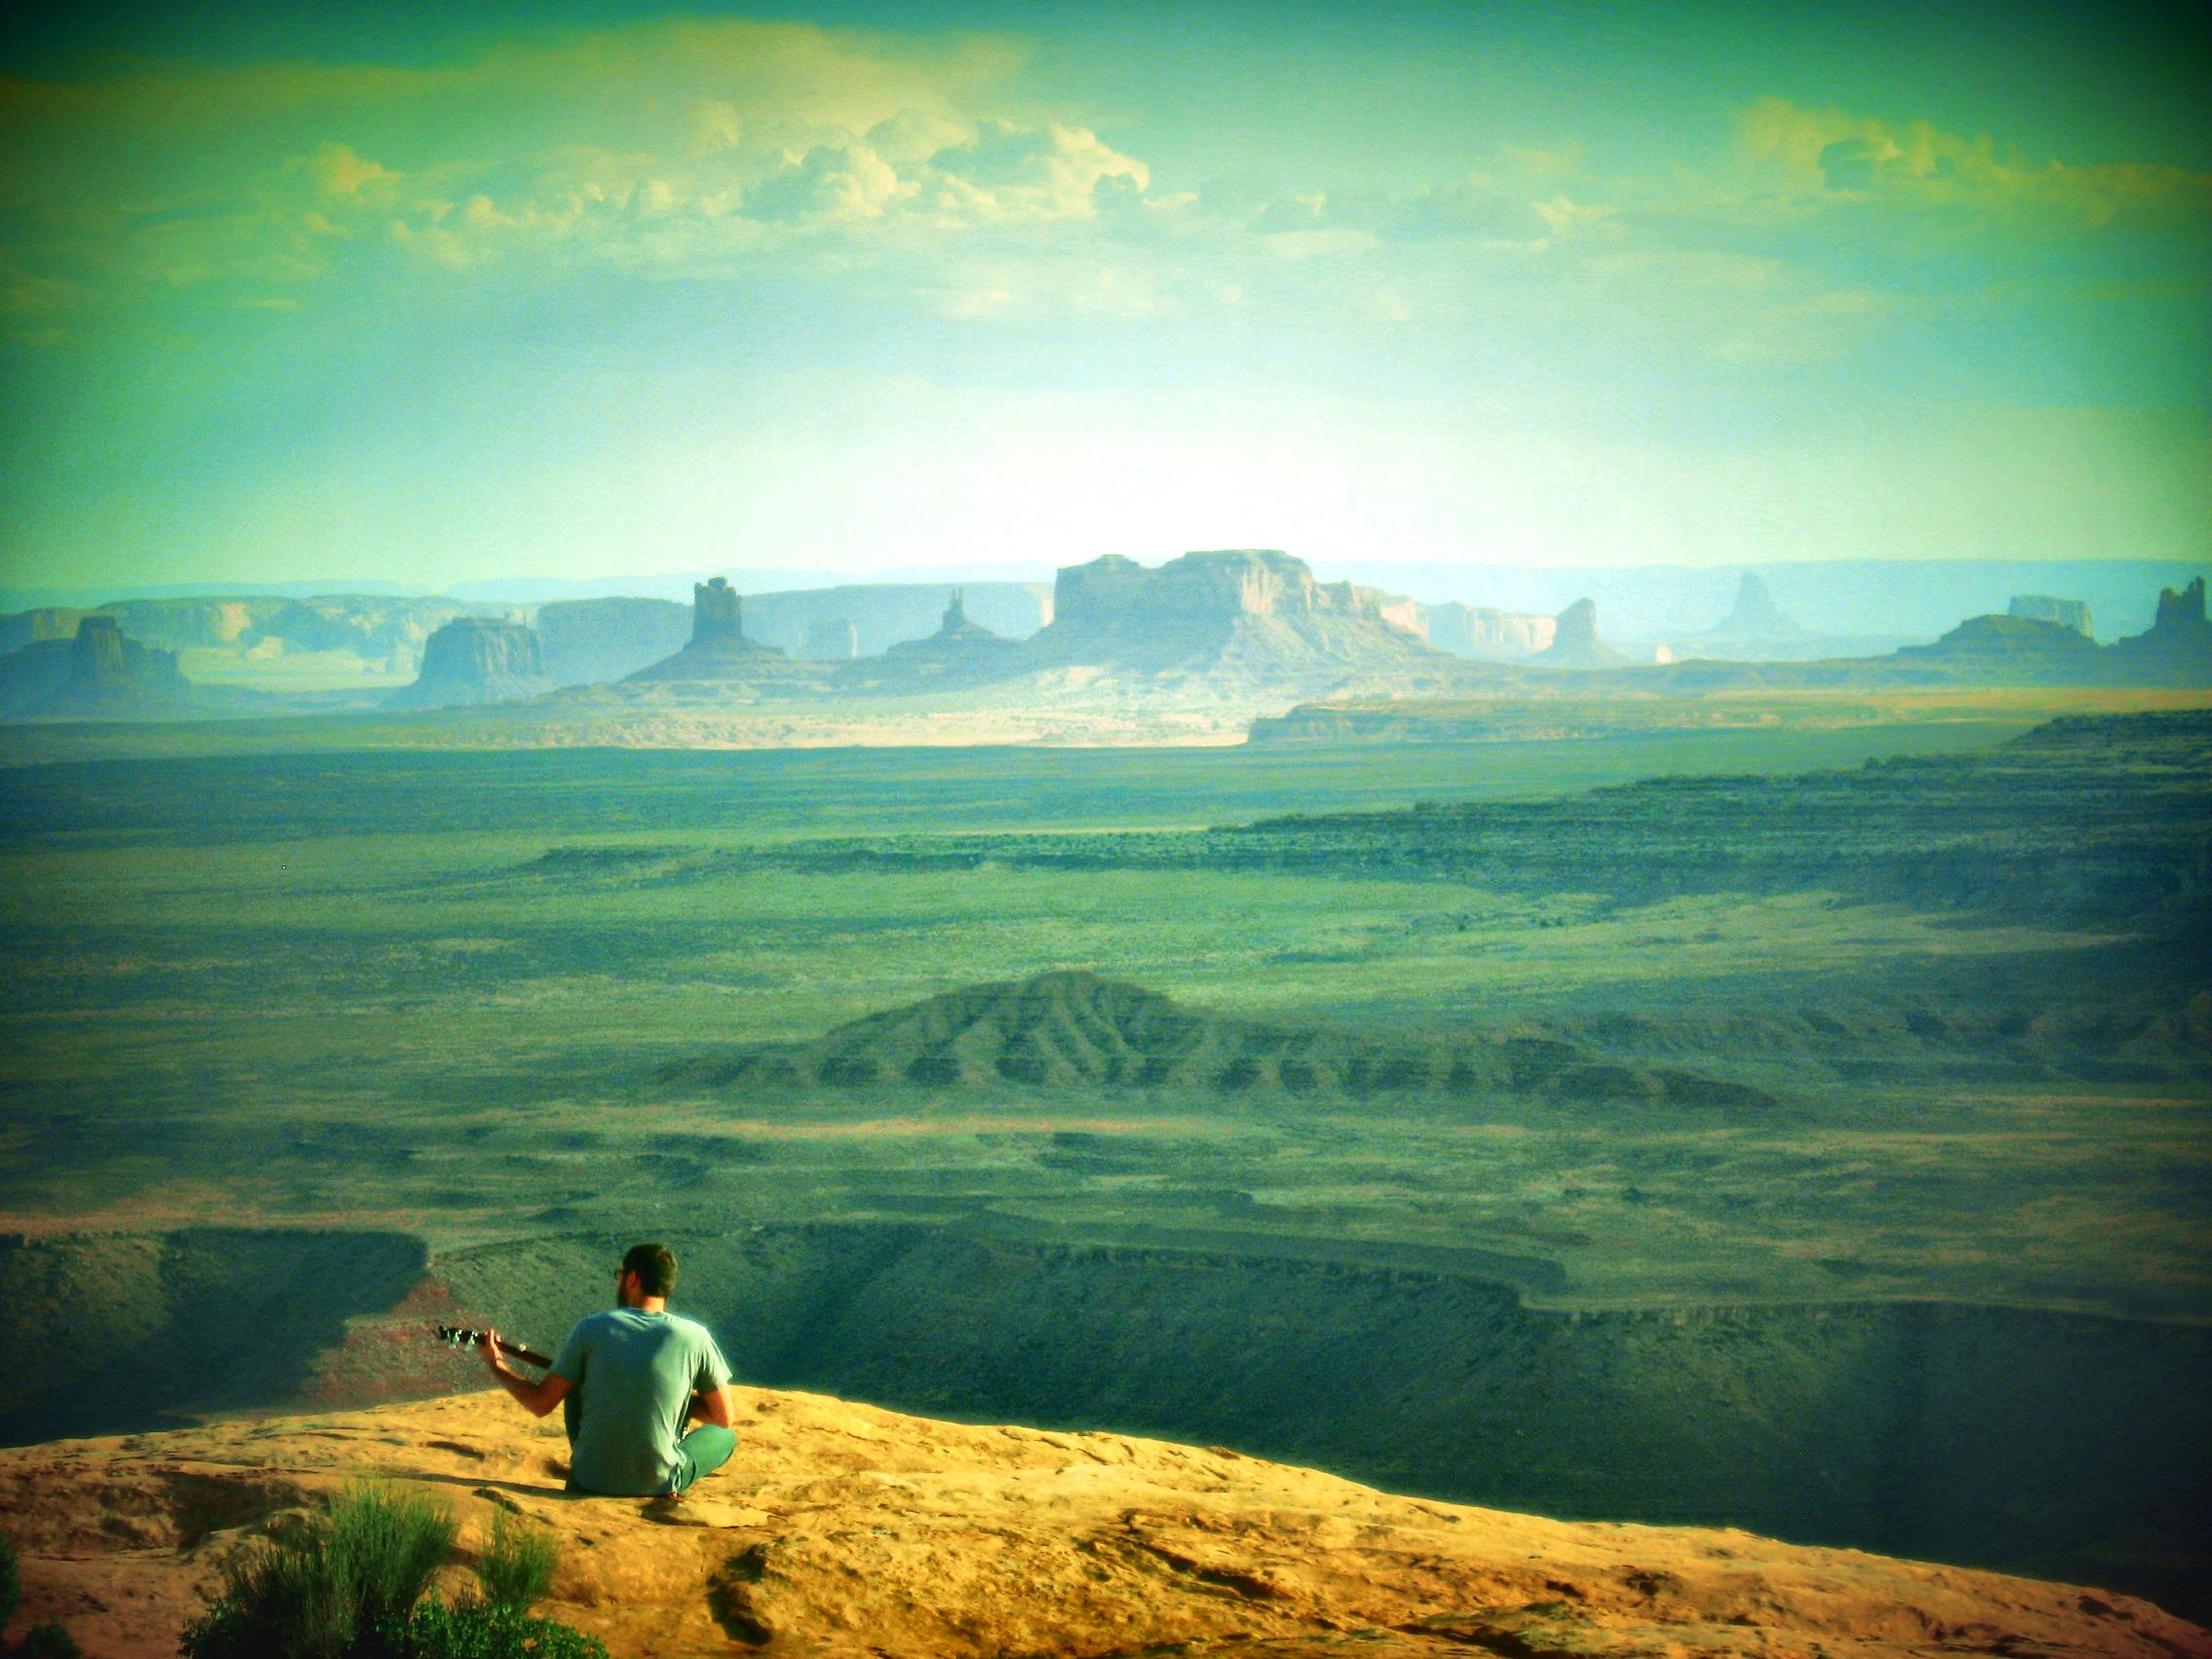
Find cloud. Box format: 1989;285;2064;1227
746;141;910;223
929;121;1148;220
1739;96;2212;227
0;18;1039;302
310;142;399;198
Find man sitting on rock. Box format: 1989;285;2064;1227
482;1241;736;1499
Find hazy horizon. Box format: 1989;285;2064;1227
3;0;2207;592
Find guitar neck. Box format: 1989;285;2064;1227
493;1336;554;1370
439;1327;553;1371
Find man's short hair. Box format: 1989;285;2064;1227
622;1242;678;1298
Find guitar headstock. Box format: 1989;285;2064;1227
433;1325;552;1370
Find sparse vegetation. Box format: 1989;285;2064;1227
470;1513;559;1615
0;701;2204;1619
179;1483;602;1659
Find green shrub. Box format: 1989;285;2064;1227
17;1622;83;1659
179;1483;603;1659
0;1533;20;1632
401;1600;608;1659
471;1512;559;1613
180;1482;455;1659
326;1484;458;1634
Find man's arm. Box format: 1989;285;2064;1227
688;1384;734;1427
481;1329;572;1419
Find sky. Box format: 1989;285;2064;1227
1;0;2207;592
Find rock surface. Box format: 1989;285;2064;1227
1026;550;1440;682
4;1387;2201;1659
2009;594;2093;636
387;616;553;710
1530;598;1629;669
2154;576;2206;629
627;578;796;682
746;583;1051;659
1716;570;1798;637
0;615;192;719
870;591;1024;682
1420;602;1557;660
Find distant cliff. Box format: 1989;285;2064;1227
1894;579;2208;684
1422;600;1557;660
534;596;690;685
0;616;191;720
745;581;1051;657
2009;594;2093;636
1024;549;1442;683
385;617;551;710
622;576;802;683
1530;597;1630;668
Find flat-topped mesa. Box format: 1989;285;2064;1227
692;575;744;646
1032;549;1439;680
71;613;137;683
2009;594;2093;636
1424;602;1558;660
0;616;191;719
1054;549;1402;630
385;616;550;711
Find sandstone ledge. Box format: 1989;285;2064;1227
2;1387;2203;1659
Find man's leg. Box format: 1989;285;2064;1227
672;1424;736;1493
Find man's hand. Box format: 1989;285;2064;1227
481;1328;571;1419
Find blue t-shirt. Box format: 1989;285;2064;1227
551;1308;734;1495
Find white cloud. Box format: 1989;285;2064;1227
747;141;909;223
1739;95;2212;227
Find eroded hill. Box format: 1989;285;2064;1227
658;969;1774;1107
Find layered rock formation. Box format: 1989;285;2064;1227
1892;612;2104;675
1530;597;1629;669
0;616;191;719
2107;574;2212;680
0;637;81;718
1718;569;1796;636
535;597;691;685
1;1388;2200;1659
867;591;1023;682
385;617;551;710
0;607;89;656
1662;571;1822;661
2156;576;2206;628
91;594;508;658
626;577;793;682
1023;549;1441;684
745;582;1051;658
1421;601;1557;660
2009;594;2093;636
